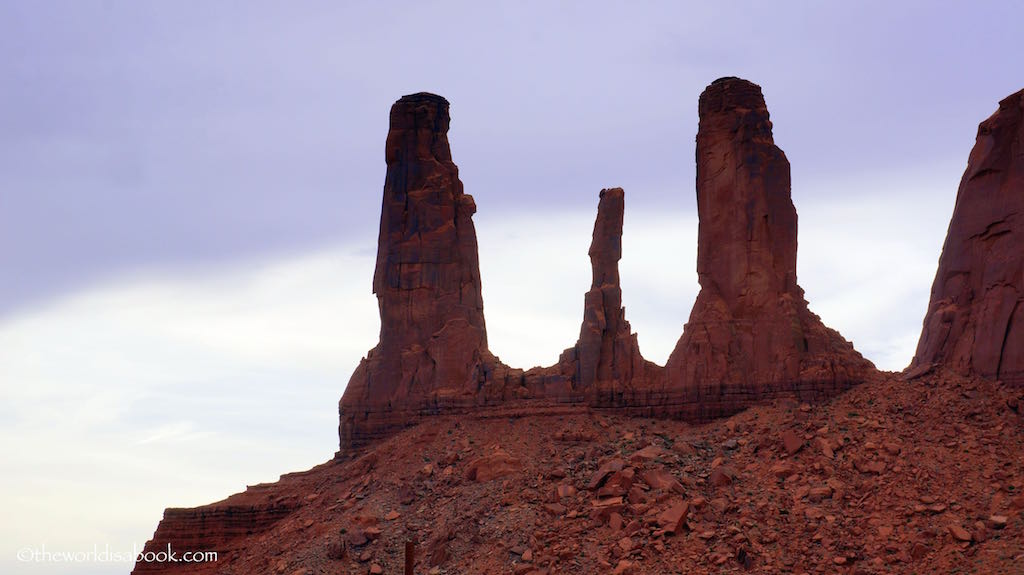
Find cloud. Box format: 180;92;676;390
0;246;378;575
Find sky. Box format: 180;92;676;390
0;1;1020;573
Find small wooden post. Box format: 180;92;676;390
404;539;415;575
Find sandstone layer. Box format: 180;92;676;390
132;503;297;575
909;88;1024;385
664;77;874;418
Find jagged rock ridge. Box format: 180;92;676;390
909;88;1024;385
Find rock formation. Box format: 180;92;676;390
664;77;874;417
136;369;1024;575
909;88;1024;385
555;188;661;401
338;93;512;451
132;82;1024;575
337;81;876;452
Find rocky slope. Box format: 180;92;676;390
909;88;1024;386
133;372;1024;574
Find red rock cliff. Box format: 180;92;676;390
338;93;511;450
909;88;1024;385
664;77;874;417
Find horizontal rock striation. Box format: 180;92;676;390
909;88;1024;385
132;492;301;574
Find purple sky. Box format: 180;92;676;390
3;4;1023;573
2;1;1021;317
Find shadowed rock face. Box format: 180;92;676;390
338;93;510;450
909;88;1024;385
664;77;874;417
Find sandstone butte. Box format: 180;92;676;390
132;80;1024;575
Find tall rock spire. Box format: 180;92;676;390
562;188;657;398
339;93;503;450
665;77;873;416
372;92;488;373
909;88;1024;384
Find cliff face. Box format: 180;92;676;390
909;89;1024;385
664;77;874;418
338;93;510;450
